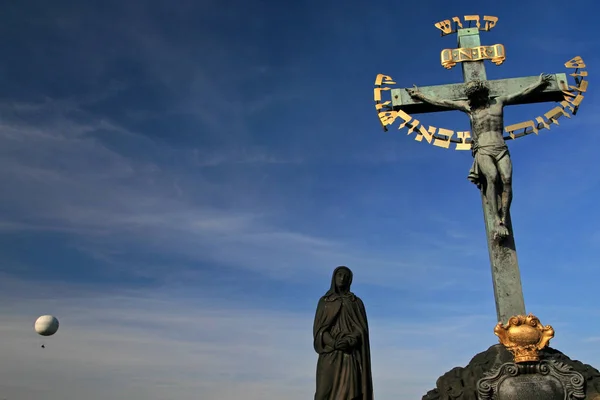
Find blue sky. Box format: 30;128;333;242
0;0;599;399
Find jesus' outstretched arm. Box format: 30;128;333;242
499;73;553;105
407;85;470;113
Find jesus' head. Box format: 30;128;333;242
465;80;490;104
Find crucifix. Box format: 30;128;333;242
373;15;587;325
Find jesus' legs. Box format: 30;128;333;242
497;155;513;227
476;154;509;239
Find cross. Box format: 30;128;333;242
382;26;573;324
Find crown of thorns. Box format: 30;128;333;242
465;80;489;97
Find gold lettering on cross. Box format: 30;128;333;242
441;44;506;69
372;57;588;149
433;15;499;36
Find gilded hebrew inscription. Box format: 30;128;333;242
374;57;588;149
503;56;588;139
434;15;499;36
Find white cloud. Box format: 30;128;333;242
0;276;499;400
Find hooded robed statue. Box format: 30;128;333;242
313;266;374;400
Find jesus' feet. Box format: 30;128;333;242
493;221;509;241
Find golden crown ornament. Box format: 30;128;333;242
494;314;555;363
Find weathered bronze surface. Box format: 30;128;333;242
477;360;585;400
407;74;552;241
389;74;568;116
371;16;589;325
494;314;554;363
422;344;600;400
313;266;373;400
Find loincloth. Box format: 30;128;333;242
467;143;509;189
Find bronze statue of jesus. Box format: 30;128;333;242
407;74;552;239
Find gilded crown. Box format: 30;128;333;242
494;314;554;363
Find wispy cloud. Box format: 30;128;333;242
0;97;483;290
0;276;496;400
2;275;599;400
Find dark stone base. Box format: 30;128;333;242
422;344;600;399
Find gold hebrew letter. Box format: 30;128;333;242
569;71;588;77
565;56;586;69
396;109;413;129
375;101;391;111
415;125;434;144
562;83;583;99
434;19;453;35
452;16;463;29
570;80;588;93
374;74;396;86
406;119;421;136
505;120;538;138
464;15;481;29
544;106;571;126
483;16;498;31
378;111;398;126
535;116;551;130
433;127;454;149
560;100;576;113
373;87;391;102
415;125;435;143
565;93;584;107
455;131;471;151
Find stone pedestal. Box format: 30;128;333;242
422;344;600;399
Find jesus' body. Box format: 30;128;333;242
407;74;552;239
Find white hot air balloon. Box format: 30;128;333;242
34;315;59;337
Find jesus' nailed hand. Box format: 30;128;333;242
405;74;552;240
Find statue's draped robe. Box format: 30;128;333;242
313;267;374;400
